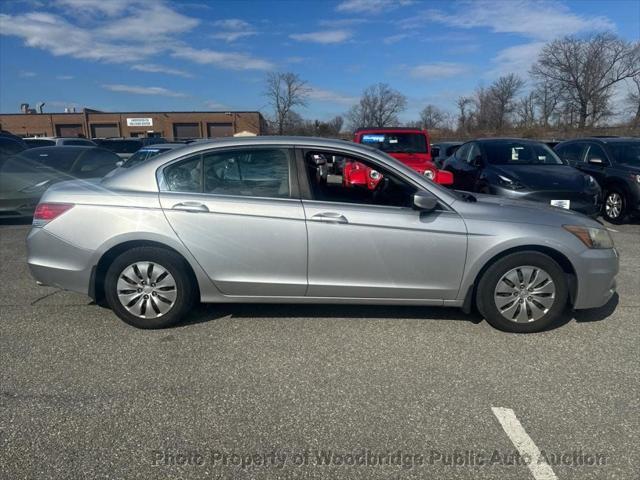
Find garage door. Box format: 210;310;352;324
207;122;233;138
55;124;84;137
173;123;200;140
91;123;119;138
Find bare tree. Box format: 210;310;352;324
456;96;474;132
626;74;640;128
489;74;525;130
346;83;407;130
532;79;562;127
419;104;447;129
531;33;640;128
516;92;536;128
264;72;309;135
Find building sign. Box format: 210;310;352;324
126;118;153;127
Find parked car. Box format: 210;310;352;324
0;132;28;155
431;142;463;168
0;146;120;219
27;137;617;333
442;138;602;216
555;137;640;223
353;128;454;185
24;137;97;148
93;138;144;159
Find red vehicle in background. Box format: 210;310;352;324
353;128;453;185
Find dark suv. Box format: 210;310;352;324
555;137;640;223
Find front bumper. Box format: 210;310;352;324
492;187;602;217
27;227;95;295
573;247;619;309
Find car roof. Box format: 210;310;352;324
473;138;546;144
556;137;640;146
355;127;425;133
139;143;185;149
22;145;100;152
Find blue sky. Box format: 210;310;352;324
1;0;638;122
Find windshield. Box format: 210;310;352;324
609;142;640;166
360;132;427;154
123;148;169;168
485;142;564;165
99;140;142;154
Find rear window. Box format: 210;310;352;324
359;132;427;154
123;148;171;168
25;139;56;148
98;140;142;154
21;149;82;171
73;149;120;177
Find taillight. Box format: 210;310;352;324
33;203;74;227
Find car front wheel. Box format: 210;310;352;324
603;189;627;224
104;246;197;329
476;252;568;333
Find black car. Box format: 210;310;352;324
555;137;640;223
431;141;463;168
0;146;121;218
0;132;27;155
92;138;144;159
442;138;602;216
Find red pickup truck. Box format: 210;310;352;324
353;128;453;185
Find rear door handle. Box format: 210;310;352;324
172;202;209;213
310;212;348;224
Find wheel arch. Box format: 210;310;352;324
90;240;201;305
462;244;577;313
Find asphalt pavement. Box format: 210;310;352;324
1;218;638;480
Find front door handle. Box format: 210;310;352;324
310;212;348;224
172;202;209;213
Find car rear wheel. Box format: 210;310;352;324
104;247;196;329
603;188;627;224
476;252;568;333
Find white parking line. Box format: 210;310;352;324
491;407;558;480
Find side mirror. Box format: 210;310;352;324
588;157;603;165
434;169;454;186
413;191;438;212
115;161;124;167
311;154;327;166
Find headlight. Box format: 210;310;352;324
497;174;525;190
20;180;50;194
564;225;614;249
424;170;435;180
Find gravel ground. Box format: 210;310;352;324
1;218;638;480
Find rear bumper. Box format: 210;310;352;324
26;227;95;295
573;247;619;309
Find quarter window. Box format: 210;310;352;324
556;143;585;164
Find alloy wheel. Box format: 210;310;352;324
605;192;622;219
116;262;177;319
493;266;556;323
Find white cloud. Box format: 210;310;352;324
383;33;410;45
56;75;74;80
204;100;228;109
102;84;187;97
409;63;468;79
289;30;351;44
131;64;193;78
423;0;614;40
171;46;274;70
0;4;273;72
307;87;358;106
19;70;37;77
487;41;546;78
336;0;413;14
211;18;257;42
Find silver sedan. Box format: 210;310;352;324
26;137;618;333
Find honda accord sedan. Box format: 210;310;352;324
26;137;618;333
442;138;602;216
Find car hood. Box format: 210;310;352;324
491;164;586;190
453;192;602;228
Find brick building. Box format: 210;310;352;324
0;109;267;139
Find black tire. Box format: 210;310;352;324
602;188;628;224
104;246;197;329
476;252;568;333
